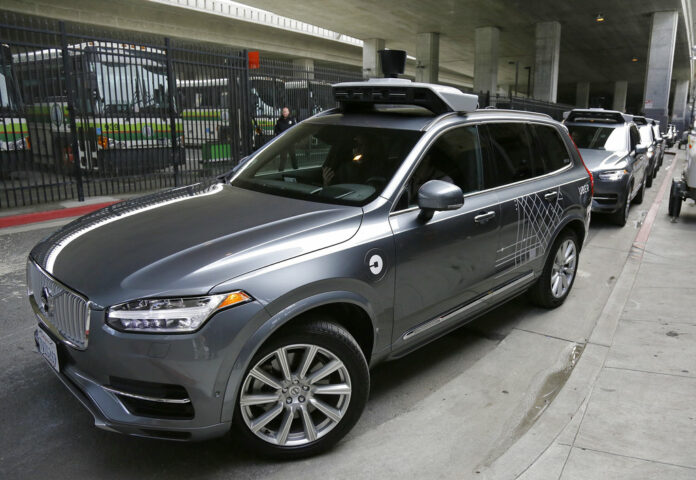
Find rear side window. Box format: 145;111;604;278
533;125;571;174
484;123;535;187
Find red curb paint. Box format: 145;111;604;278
0;201;119;229
634;156;679;247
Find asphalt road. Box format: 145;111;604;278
0;155;675;479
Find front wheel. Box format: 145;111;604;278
634;177;645;205
610;188;631;226
233;319;369;459
529;230;579;308
646;167;654;188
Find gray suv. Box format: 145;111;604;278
28;78;592;458
564;109;648;226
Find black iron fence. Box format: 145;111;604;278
0;12;576;209
0;12;362;208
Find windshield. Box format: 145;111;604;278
92;60;169;114
231;123;423;206
639;125;654;144
567;125;627;151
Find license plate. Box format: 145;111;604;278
36;328;60;372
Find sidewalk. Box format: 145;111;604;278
484;150;696;479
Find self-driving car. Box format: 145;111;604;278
633;115;658;187
28;75;592;459
564;109;648;226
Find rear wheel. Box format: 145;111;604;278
529;230;579;308
233;319;369;459
668;181;682;218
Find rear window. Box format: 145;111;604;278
532;125;571;174
484;123;535;187
567;125;628;151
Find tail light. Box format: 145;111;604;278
569;135;593;196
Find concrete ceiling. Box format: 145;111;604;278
251;0;694;110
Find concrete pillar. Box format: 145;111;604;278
533;21;561;103
474;26;500;97
415;32;439;83
642;11;678;131
292;58;314;80
363;38;385;79
576;82;590;108
671;80;689;132
612;80;628;112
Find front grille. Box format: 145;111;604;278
27;261;90;350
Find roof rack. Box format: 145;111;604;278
333;78;479;115
564;109;632;124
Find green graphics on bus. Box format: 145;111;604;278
14;41;182;170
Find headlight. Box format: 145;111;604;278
598;169;628;181
647;149;654;158
106;291;252;333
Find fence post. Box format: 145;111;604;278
164;37;180;186
227;52;240;165
59;21;84;202
239;50;252;155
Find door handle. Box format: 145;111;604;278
474;211;496;223
544;191;558;201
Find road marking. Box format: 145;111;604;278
0;201;117;229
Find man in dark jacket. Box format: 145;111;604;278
275;107;298;170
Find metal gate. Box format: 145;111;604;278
0;11;362;208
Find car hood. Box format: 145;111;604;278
578;149;627;171
30;182;362;306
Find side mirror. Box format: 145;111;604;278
417;180;463;221
635;145;647;155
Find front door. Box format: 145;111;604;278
390;125;501;343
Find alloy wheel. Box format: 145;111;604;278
550;239;577;298
239;344;352;447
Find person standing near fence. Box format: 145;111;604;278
275;107;298;170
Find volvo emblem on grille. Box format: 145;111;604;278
40;286;54;316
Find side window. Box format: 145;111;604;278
630;126;640;150
398;125;483;209
484;123;535;187
533;125;572;174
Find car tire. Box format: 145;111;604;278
645;168;653;188
634;177;645;204
233;318;369;459
529;230;579;309
669;181;682;218
610;188;631;226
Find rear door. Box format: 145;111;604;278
483;122;571;285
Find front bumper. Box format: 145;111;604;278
33;299;268;441
591;176;629;213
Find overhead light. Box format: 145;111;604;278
596;13;605;22
632;57;638;62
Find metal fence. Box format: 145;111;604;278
0;11;576;209
0;12;362;208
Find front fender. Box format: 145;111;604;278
219;289;378;423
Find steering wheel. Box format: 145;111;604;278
366;176;387;189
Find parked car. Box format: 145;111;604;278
666;124;677;147
28;78;592;459
633;115;658;187
648;118;665;169
564;109;648;226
